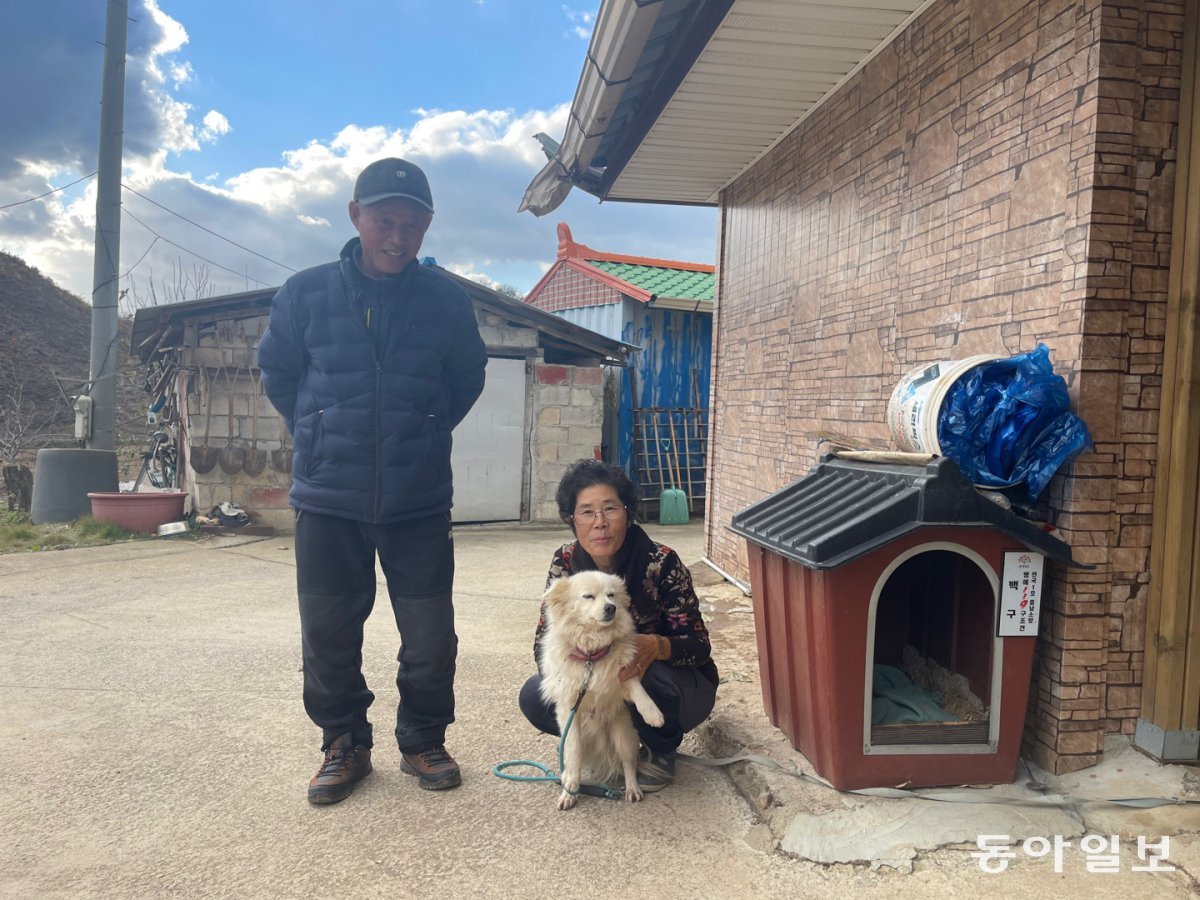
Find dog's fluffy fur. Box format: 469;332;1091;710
538;571;664;809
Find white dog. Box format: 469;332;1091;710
538;571;665;810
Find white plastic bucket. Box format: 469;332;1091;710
886;354;1004;453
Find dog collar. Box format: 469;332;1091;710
569;644;612;663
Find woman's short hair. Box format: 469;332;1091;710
555;459;639;527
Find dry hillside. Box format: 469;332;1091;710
0;251;146;468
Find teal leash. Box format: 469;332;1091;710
492;664;624;801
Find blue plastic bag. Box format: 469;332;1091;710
936;344;1091;501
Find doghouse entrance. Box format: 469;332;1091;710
869;548;995;747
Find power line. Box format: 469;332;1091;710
121;182;296;273
119;235;159;280
122;208;276;288
0;173;295;285
0;171;98;211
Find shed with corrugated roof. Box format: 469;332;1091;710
524;223;712;516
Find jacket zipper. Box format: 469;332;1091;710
350;282;384;523
373;360;382;522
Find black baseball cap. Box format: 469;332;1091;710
353;158;434;212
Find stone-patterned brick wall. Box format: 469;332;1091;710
709;0;1183;773
1031;0;1183;767
531;264;623;312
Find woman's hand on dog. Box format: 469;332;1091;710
618;634;661;682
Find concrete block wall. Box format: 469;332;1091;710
476;306;606;523
475;308;539;352
181;314;293;532
528;363;605;522
709;0;1184;773
175;305;602;529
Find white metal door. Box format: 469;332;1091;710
450;356;525;522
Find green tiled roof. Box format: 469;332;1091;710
587;260;713;302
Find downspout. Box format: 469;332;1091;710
702;190;728;568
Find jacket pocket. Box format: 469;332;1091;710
304;409;325;477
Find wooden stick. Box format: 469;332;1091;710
668;412;685;496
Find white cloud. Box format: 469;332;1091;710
4;99;716;310
144;0;190;65
0;1;714;311
563;6;595;39
447;263;508;293
3;94;715;313
199;111;231;143
168;62;193;87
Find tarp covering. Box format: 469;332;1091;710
937;344;1092;502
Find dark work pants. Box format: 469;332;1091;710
295;510;456;754
518;661;718;755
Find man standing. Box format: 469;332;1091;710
258;158;487;804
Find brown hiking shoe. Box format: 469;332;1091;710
400;745;462;790
307;733;372;805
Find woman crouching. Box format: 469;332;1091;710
517;459;719;792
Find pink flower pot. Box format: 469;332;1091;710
87;491;188;534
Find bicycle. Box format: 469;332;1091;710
132;428;179;491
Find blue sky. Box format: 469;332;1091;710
0;1;716;304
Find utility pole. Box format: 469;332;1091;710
29;0;127;523
86;0;128;451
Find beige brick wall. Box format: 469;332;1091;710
709;0;1184;773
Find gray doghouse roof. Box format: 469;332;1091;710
729;455;1079;570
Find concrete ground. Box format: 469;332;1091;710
1;519;1197;899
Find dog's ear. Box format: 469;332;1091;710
542;576;572;611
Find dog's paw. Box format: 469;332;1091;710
557;789;577;810
642;707;665;728
625;784;645;803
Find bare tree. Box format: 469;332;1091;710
0;355;64;462
122;259;222;315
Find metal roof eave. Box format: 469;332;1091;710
130;288;274;361
129;269;633;368
524;0;936;211
594;0;737;202
519;0;734;217
518;0;667;216
437;266;634;366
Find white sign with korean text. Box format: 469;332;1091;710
999;551;1044;636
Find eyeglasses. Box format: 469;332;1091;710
572;504;627;526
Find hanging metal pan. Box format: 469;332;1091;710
271;410;293;474
218;365;245;475
242;367;267;477
190;367;220;474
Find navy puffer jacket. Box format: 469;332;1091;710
257;240;487;523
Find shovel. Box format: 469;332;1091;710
218;365;246;475
668;412;691;520
655;411;689;525
242;368;267;477
190;367;220;474
271;412;293;474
